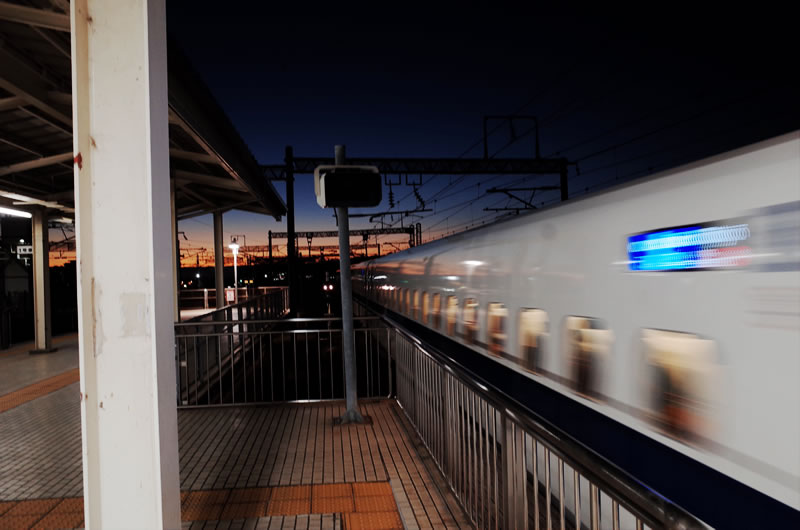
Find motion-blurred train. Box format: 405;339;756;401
354;132;800;526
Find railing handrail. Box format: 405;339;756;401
174;327;388;337
175;315;382;327
387;315;706;529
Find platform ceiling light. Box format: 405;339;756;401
0;206;32;218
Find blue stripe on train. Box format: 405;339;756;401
365;298;800;529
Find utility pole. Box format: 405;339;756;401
335;144;364;424
285;146;297;316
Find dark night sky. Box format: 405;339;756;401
165;5;799;256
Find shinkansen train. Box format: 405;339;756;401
353;132;800;527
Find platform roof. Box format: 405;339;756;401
0;0;286;222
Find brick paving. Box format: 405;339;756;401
0;369;79;414
1;388;470;528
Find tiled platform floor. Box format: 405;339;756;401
0;334;78;395
1;384;470;529
0;481;409;529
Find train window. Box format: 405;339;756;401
405;289;411;316
564;316;613;400
446;296;458;336
641;329;717;442
397;288;403;312
421;292;430;324
462;298;479;345
432;293;442;329
518;309;549;373
412;290;420;320
487;303;508;357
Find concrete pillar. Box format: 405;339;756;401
31;209;53;353
213;211;224;309
71;1;180;528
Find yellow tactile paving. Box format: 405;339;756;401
266;498;311;515
269;484;311;501
311;495;354;514
353;494;397;512
0;368;80;414
3;498;60;516
227;486;272;503
0;482;403;528
50;498;83;513
220;501;265;519
0;501;16;516
31;511;83;530
352;481;393;497
312;483;353;498
344;510;403;530
181;489;231;522
2;514;42;529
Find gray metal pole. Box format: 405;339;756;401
336;144;363;423
213;211;225;309
285;146;297;316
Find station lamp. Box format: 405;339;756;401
229;239;240;304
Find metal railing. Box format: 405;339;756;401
179;287;288;324
179;286;279;310
391;324;707;530
174;315;392;407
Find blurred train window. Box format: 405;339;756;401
432;293;442;329
421;292;430;324
446;296;458;336
412;290;420;320
564;316;613;400
642;329;716;442
487;303;508;357
397;288;404;312
405;289;411;316
518;309;549;373
463;298;479;345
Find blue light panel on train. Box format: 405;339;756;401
627;223;751;271
628;226;703;271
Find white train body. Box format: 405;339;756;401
355;132;800;514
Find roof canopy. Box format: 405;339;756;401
0;0;285;221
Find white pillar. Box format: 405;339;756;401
171;181;179;322
71;1;180;528
213;211;224;309
31;208;53;352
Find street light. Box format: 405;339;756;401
229;240;240;304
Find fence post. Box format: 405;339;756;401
501;413;515;529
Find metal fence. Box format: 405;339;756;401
391;325;707;530
179;286;280;310
174;315;392;407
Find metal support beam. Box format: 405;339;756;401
168;148;218;164
71;0;180;527
0;152;73;176
263;156;568;178
213;211;225;309
30;209;53;353
0;95;25;111
269;227;415;239
0;48;73;127
173;169;244;191
0;1;70;31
